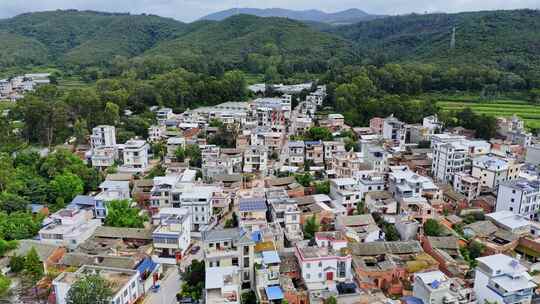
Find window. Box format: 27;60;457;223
306;263;311;269
318;273;322;278
306;274;311;279
318;262;322;267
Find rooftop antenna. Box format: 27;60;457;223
450;26;456;49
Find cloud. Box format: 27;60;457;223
1;0;538;21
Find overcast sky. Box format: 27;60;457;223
1;0;539;22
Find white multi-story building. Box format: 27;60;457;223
149;175;181;210
39;207;101;249
175;185;219;231
243;145;268;175
94;180;131;219
90;125;116;148
148;125;166;142
156;107;174;125
53;265;142;304
382;114;406;145
152;207;191;264
496;179;540;219
91;146;116;169
122;139;149;172
329;178;363;210
295;235;353;290
474;254;535;304
203;228;255;287
388;166;439;201
472;155;522;190
413;271;475;304
431;137;490;183
285;141;305;167
453;172;481;201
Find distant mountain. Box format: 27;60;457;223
199;8;385;25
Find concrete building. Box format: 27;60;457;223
295;236;353;291
152;207;191;264
286;141;305;167
39;207;101;249
203;228;255;287
122;139;149;172
90;125;116;148
94;180;130;219
304;141;324;166
175;185;219;230
432;138;490;183
474;254;535;304
243;145;268;175
53;265;141;304
382;114;406;145
471;155;522;191
413;270;475;304
453;172;481;201
496;179;540;219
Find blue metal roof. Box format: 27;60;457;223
262;251;281;265
251;231;262;243
136;258;158;274
265;286;284;300
71;195;96;206
401;296;424;304
239;198;267;212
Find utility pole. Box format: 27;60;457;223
450;26;456;49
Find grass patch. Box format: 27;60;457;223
438;98;540;129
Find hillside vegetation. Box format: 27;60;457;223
145;14;354;74
330;9;540;73
0;10;186;67
0;9;539;86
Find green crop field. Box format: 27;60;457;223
438;99;540;130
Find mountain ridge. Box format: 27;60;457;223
199;8;385;25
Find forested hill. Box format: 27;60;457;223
0;10;187;67
0;9;540;77
329;9;540;70
144;14;355;73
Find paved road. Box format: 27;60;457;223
143;266;182;304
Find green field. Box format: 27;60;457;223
438;99;540;130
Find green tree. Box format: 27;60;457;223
295;173;313;187
175;147;186;162
325;296;338;304
0;212;43;240
241;290;257;304
66;274;113;304
181;260;205;300
185;145;202;168
49;172;84;208
23;247;43;285
104;200;147;228
314;181;330;195
424;219;443;236
224;212;239;228
303;216;319;240
103;102;120;126
305;127;333;141
9;255;25;273
0;239;18;256
356;201;365;215
73;119;89;145
0;192;28;214
0;275;10;297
